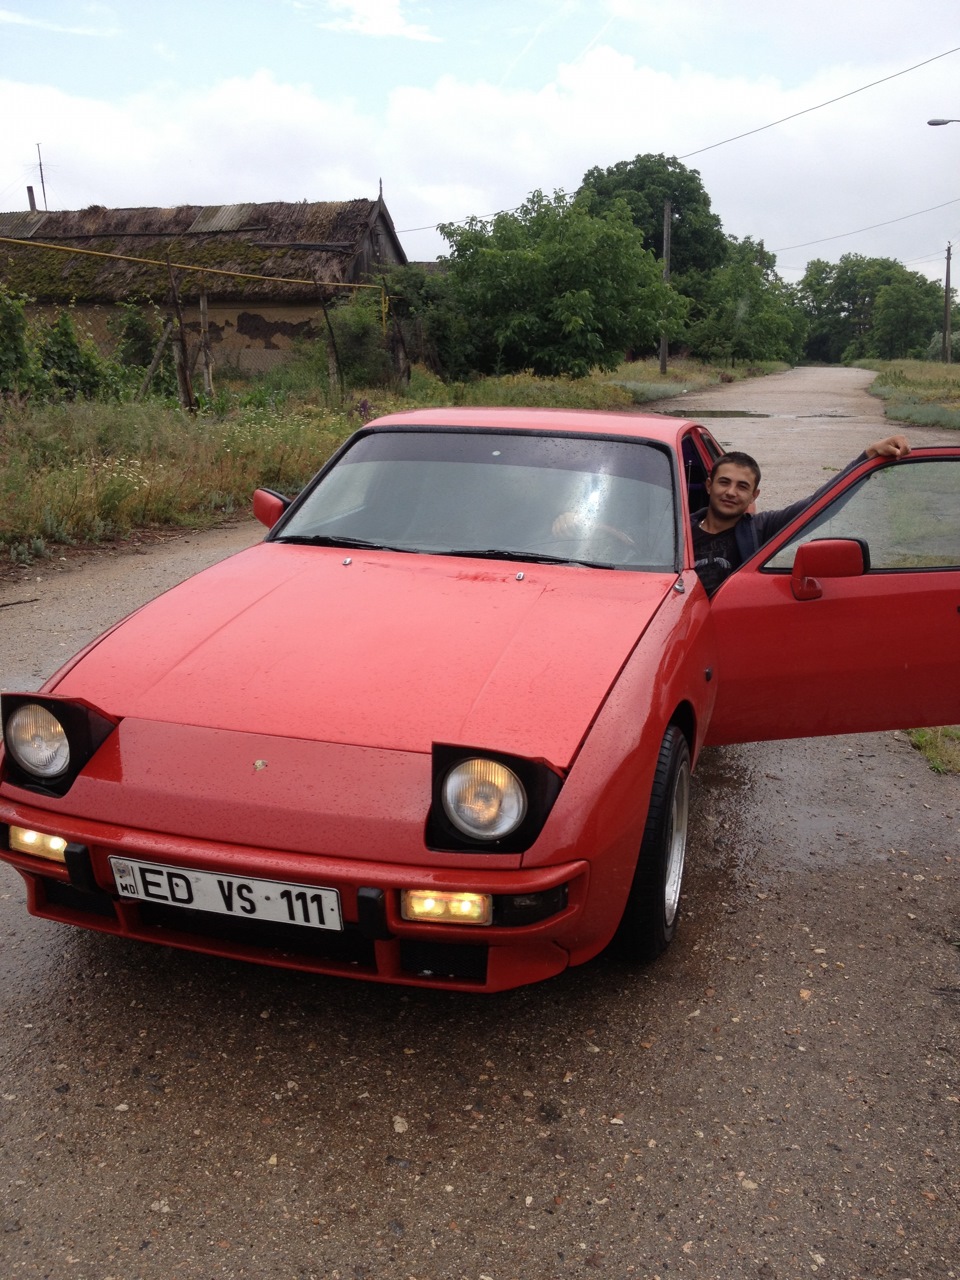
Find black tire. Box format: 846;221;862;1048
613;725;691;963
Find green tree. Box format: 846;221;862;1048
795;257;846;363
578;153;727;279
439;189;684;378
871;278;944;359
688;238;806;365
798;254;942;362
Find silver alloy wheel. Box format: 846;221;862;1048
663;757;690;928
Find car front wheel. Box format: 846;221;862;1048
613;724;691;963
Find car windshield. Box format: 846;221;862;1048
275;428;678;570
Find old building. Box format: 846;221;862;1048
0;196;407;372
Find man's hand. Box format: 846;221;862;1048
865;434;911;460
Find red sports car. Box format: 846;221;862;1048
1;408;958;991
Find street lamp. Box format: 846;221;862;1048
927;119;957;360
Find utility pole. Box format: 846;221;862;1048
659;199;672;375
943;242;953;364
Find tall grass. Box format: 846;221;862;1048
0;398;356;553
602;356;791;402
0;355;783;561
859;359;960;431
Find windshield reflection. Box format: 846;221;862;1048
276;429;678;571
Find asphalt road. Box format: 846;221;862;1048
0;368;958;1280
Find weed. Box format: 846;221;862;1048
860;359;960;431
603;356;789;403
907;726;960;775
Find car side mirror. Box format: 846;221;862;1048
791;538;869;601
253;488;290;529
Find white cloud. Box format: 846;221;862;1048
0;6;118;36
1;33;956;280
316;0;440;42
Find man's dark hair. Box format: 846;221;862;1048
710;451;761;487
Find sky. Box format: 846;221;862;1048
1;0;959;286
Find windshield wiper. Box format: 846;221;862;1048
436;548;615;569
275;534;418;553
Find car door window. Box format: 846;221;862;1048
764;459;960;571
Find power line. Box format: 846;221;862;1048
900;249;956;268
679;46;960;160
398;46;960;244
772;196;960;252
779;246;953;276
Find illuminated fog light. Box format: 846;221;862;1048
9;826;68;862
442;758;527;840
400;889;493;926
4;703;70;779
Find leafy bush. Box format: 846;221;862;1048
34;310;107;399
325;292;396;390
107;301;178;397
384;264;476;381
0;286;30;393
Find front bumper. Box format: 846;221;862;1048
0;805;591;993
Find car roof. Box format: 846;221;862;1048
363;406;698;445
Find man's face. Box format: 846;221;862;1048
705;463;759;523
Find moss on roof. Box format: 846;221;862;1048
0;199;403;304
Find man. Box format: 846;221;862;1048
691;433;911;596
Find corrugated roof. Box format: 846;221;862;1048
187;204;261;234
0;210;49;239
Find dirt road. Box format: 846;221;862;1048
0;367;957;1279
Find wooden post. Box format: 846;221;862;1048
135;319;173;401
943;242;952;364
199;282;215;397
318;292;345;400
166;256;196;413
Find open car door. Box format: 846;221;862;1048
705;448;960;746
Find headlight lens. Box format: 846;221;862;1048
4;704;70;779
442;758;527;840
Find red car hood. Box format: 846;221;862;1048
52;543;672;768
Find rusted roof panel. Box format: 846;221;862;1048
187;204;261;234
0;210;49;239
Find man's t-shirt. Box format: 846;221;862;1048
692;522;742;596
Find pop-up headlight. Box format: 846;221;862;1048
1;695;117;797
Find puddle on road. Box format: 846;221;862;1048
687;738;901;912
657;409;852;420
658;408;770;418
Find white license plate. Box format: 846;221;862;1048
109;857;343;931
